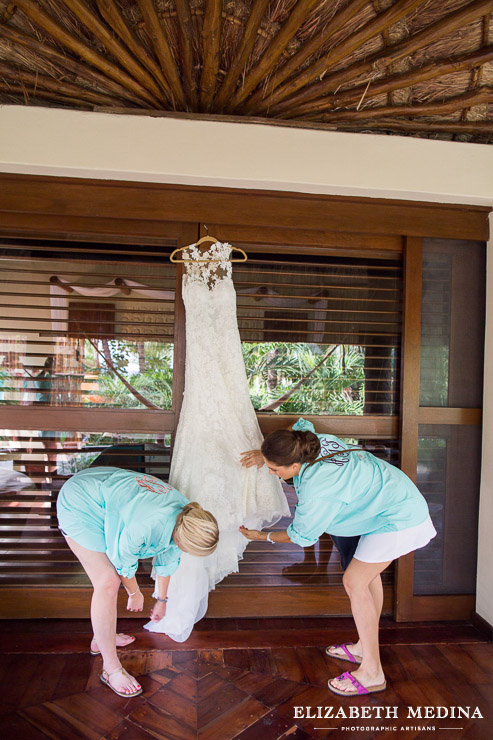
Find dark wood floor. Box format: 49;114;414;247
0;617;491;740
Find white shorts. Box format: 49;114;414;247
354;515;437;563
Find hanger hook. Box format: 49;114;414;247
203;224;208;233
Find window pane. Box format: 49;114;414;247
0;428;171;586
226;436;397;588
414;425;481;595
420;238;485;407
0;428;395;596
0;241;176;410
234;252;402;416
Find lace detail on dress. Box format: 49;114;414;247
182;241;232;287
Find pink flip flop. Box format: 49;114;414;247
328;671;387;697
325;642;362;664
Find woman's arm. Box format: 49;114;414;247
120;574;144;612
239;526;292;544
240;423;298;469
150;574;170;622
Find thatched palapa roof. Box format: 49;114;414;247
0;0;492;143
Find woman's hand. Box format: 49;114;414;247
239;525;265;541
150;600;167;623
240;526;291;544
240;449;264;469
126;590;144;612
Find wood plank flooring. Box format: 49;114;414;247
0;618;491;740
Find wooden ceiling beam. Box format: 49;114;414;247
14;0;159;108
248;0;428;115
242;0;369;115
461;13;491;121
0;81;95;108
95;0;172;100
200;0;222;111
306;87;493;123
214;0;270;112
265;0;493;116
0;22;144;106
226;0;320;112
58;0;163;103
0;61;127;107
288;45;493;118
135;0;185;109
59;0;165;104
333;119;493;135
174;0;198;108
370;0;394;109
372;1;493;80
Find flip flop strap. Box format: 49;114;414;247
339;671;368;695
104;667;126;679
335;643;357;663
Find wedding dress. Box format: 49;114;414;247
144;241;289;641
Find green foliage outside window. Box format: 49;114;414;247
52;339;366;416
86;340;174;409
242;342;365;415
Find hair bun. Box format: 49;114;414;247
261;428;320;465
295;430;321;463
174;502;219;557
182;502;201;514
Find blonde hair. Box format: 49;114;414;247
174;502;219;557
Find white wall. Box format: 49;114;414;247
1;104;492;623
1;105;493;206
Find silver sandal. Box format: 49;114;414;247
90;633;135;656
100;667;142;698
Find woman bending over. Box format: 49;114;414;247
240;418;435;698
57;466;218;698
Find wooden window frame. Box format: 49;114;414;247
0;174;489;620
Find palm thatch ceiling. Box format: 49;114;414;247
0;0;492;143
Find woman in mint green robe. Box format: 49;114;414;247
240;418;435;699
57;466;218;698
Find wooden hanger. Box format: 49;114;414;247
169;235;247;263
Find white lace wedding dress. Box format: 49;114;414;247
144;241;289;641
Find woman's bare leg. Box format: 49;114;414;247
349;572;384;657
64;536;141;695
330;558;391;692
328;571;384;660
